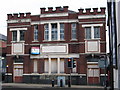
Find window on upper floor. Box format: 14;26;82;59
20;30;25;41
85;26;100;39
11;29;27;42
51;23;57;40
60;23;64;40
12;31;17;41
44;23;65;41
85;27;91;39
44;24;49;41
94;27;100;38
71;23;77;40
34;25;38;41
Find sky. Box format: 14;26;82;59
0;0;107;36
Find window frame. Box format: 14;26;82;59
94;26;100;39
71;23;77;40
85;26;100;39
60;23;64;40
34;25;38;41
20;30;25;41
51;23;58;41
85;27;91;39
12;31;17;41
44;24;49;41
10;28;27;42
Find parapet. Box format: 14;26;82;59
7;12;31;20
78;7;106;15
40;6;69;14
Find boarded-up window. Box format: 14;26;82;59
60;59;64;73
33;60;38;73
14;65;23;76
88;69;99;77
44;59;49;73
51;59;57;73
12;43;24;54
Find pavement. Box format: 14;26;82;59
2;83;104;89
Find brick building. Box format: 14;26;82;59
6;6;106;85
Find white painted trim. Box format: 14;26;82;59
31;19;78;25
10;28;27;31
7;19;31;23
13;63;23;64
32;41;39;42
49;23;51;41
6;54;29;56
87;62;98;64
82;24;103;27
7;42;84;46
31;73;39;75
5;73;12;75
23;73;86;76
11;41;25;43
17;30;19;42
40;13;68;17
79;74;87;76
79;21;105;24
8;25;31;28
100;74;108;76
78;15;105;19
91;26;94;39
57;22;60;40
30;54;79;59
23;74;31;75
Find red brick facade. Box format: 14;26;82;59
6;6;106;85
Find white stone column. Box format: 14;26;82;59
57;57;60;74
91;26;94;39
57;22;60;40
17;30;20;42
48;57;51;74
33;60;38;73
49;23;51;41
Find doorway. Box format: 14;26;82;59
13;64;23;83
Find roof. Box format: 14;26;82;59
0;34;7;41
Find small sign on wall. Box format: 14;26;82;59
31;47;40;55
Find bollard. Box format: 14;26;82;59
52;79;54;87
104;87;107;90
68;80;71;87
60;79;63;87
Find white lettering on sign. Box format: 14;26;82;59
31;47;40;55
41;45;68;54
